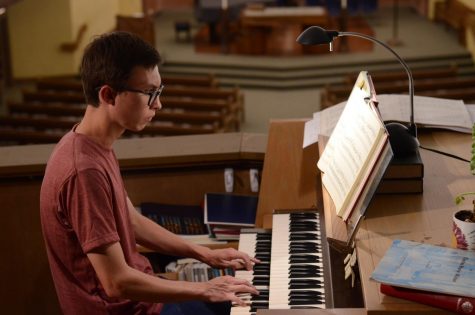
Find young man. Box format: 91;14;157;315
40;31;258;315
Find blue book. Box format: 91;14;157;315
204;193;258;227
371;239;475;298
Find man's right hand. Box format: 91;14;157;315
200;275;259;306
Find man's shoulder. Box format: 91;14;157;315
48;131;111;174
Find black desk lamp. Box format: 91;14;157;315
297;26;419;158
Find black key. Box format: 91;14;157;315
289;243;320;250
288;298;325;305
289;248;321;254
290;227;318;233
290;213;317;219
289;264;322;271
289;254;321;263
289;290;324;296
289;279;323;287
252;279;269;286
290;233;320;241
289;272;323;278
256;233;272;240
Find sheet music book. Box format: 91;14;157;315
318;71;393;221
371;239;475;298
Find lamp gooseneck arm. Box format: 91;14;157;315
338;31;416;138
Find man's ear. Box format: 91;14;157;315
98;86;116;106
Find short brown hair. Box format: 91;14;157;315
80;31;161;106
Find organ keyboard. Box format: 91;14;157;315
232;209;363;314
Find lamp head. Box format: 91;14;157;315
296;26;339;46
385;122;420;157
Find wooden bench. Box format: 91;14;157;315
22;90;85;104
345;65;458;85
8;102;235;131
0;114;222;145
164;86;244;124
35;74;218;92
25;81;244;130
35;78;83;93
0;129;63;145
321;76;475;108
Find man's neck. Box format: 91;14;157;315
75;105;124;149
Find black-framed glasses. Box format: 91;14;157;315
122;84;165;107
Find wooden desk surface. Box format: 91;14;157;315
356;130;473;314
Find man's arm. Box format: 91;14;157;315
87;242;257;304
127;197;258;270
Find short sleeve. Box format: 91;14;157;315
61;169;120;253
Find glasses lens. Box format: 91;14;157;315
148;85;164;107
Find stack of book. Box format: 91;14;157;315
377;151;424;194
165;258;234;282
371;239;475;314
204;192;258;241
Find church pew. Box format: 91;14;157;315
0;115;222;142
0;115;76;130
0;115;223;135
8;101;85;117
321;76;475;108
35;74;218;93
0;129;63;144
21;90;242;129
31;85;243;106
345;65;458;85
35;78;83;92
162;86;244;119
8;102;235;131
23;90;85;104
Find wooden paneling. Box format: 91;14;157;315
256;120;321;228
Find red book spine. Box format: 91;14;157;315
380;284;475;315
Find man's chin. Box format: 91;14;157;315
127;124;147;133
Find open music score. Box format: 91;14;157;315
312;72;394;251
318;71;392;226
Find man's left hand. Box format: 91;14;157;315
203;248;260;271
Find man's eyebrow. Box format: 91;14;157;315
142;84;159;91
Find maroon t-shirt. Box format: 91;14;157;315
40;130;162;315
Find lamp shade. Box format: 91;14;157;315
296;26;339;45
